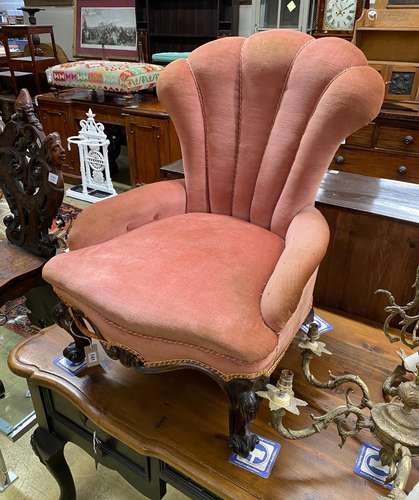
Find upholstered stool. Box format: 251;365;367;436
46;60;163;94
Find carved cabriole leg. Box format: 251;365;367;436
226;377;268;457
31;427;76;500
54;301;90;364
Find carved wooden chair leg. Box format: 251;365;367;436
54;301;90;364
226;377;268;457
31;427;76;500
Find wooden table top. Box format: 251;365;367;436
9;309;419;499
36;89;169;119
317;170;419;224
0;239;44;306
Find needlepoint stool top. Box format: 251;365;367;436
46;60;164;94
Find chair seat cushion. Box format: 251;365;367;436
46;60;164;93
44;213;285;368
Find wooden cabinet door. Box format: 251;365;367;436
39;106;79;180
126;118;165;185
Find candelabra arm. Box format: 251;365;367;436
272;402;373;444
300;324;373;410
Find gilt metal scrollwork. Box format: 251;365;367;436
260;287;419;500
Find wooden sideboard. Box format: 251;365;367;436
36;89;181;185
37;91;419;186
332;108;419;183
161;160;419;326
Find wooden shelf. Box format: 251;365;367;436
10;56;56;62
150;33;216;38
357;27;419;31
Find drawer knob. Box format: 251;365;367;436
398;165;408;175
403;135;414;145
335;155;345;165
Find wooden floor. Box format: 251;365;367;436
9;308;419;500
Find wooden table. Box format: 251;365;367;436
8;309;419;499
0;25;58;95
0;239;44;306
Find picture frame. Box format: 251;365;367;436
74;0;138;60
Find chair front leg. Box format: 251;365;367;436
54;301;91;364
226;376;268;457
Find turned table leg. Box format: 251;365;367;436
31;427;76;500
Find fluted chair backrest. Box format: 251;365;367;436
157;30;384;237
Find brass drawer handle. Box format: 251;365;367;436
335;155;345;165
398;165;408;175
403;135;414;145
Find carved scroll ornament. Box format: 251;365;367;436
0;89;65;258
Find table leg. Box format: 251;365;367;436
31;427;76;500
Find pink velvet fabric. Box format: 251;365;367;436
157;30;384;233
43;30;385;378
45;213;283;364
69;179;186;250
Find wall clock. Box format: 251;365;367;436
314;0;365;38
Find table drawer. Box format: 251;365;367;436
376;126;419;154
346;123;375;147
331;147;419;182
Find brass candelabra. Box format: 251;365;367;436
258;268;419;500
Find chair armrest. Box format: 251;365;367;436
69;179;187;250
261;206;330;331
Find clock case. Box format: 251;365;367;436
313;0;365;39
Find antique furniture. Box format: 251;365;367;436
18;7;44;56
312;0;364;39
0;88;64;259
40;30;384;457
161;162;419;326
353;0;419;107
330;107;419;183
8;309;419;499
137;0;240;62
46;60;163;94
0;24;58;95
315;171;419;325
37;88;181;185
0;89;65;438
66;109;117;203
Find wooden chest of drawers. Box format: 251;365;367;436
331;108;419;183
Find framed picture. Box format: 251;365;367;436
74;0;138;60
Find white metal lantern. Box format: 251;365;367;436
66;109;117;203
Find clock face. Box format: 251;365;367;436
323;0;357;31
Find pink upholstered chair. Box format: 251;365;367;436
43;30;384;456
